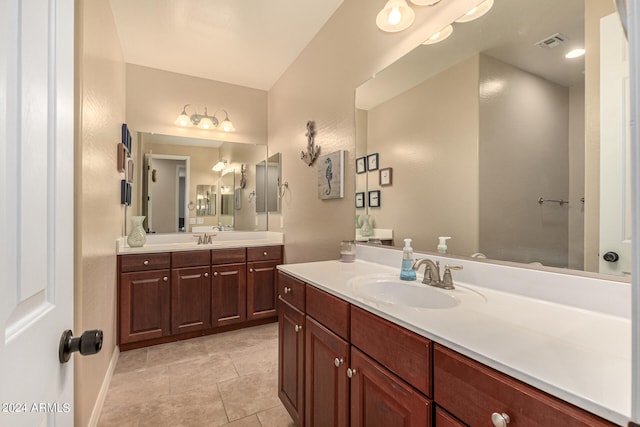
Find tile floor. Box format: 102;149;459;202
98;322;294;427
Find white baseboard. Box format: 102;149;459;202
87;346;120;427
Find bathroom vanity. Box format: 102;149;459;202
277;245;629;426
116;232;283;350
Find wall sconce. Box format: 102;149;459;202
174;104;235;132
212;159;227;172
376;0;415;32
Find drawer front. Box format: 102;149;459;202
435;407;465;427
433;345;616;427
171;250;210;268
211;247;246;265
120;253;171;273
247;245;282;262
277;272;305;312
351;305;432;396
306;285;349;340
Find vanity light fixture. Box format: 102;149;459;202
455;0;494;23
174;104;235;132
422;24;453;44
409;0;442;5
212;159;227;172
565;48;586;59
376;0;415;33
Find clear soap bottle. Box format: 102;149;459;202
400;238;417;281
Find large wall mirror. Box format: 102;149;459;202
355;0;631;278
128;132;268;233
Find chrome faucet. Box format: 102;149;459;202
412;258;463;290
194;233;216;245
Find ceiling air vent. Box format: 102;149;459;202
534;33;568;49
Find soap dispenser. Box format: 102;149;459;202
437;236;451;254
400;238;417;281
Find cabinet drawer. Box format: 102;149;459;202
351;305;432;396
171;250;210;268
433;345;616;427
120;253;171;272
212;248;246;265
277;272;305;312
306;285;349;340
435;407;465;427
247;245;282;262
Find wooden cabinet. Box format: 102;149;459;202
350;347;432;427
435;407;465;427
247;247;281;319
278;297;305;427
305;316;349;427
171;266;211;334
211;263;246;327
119;269;171;344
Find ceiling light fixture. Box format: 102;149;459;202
376;0;415;33
174;104;235;132
409;0;442;5
455;0;494;23
212;159;228;172
565;48;586;59
422;24;453;45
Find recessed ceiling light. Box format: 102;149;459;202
565;48;586;59
422;25;453;45
455;0;494;23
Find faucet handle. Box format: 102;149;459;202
442;265;463;289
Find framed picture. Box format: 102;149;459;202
380;167;392;186
126;159;134;183
318;150;345;200
355;192;365;209
117;143;127;172
367;153;379;171
356;157;366;174
121;123;132;155
368;190;381;208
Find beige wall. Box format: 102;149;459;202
268;0;479;263
478;55;570;267
366;55;480;255
126;64;268;145
74;0;125;425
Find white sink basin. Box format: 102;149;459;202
347;275;460;309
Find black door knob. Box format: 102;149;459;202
603;252;620;262
59;329;103;364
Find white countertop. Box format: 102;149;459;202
278;248;631;425
117;231;283;254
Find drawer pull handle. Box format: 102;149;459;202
491;413;510;427
143;260;149;265
204;272;209;278
347;368;357;378
163;276;168;282
334;358;344;367
263;251;268;256
249;268;254;273
283;287;291;294
294;325;302;332
213;272;218;276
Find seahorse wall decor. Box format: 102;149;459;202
301;120;320;166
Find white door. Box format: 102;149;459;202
0;1;75;426
600;12;632;276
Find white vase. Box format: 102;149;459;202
127;216;147;247
360;215;373;237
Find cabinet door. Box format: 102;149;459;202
171;266;211;335
119;270;171;344
211;263;247;327
305;316;349;427
350;347;432;427
435;406;465;427
247;260;279;319
278;299;305;426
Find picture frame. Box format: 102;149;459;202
355;192;365;209
379;167;392;186
368;190;381;208
121;124;132;155
367;153;379;171
318;150;345;200
117;143;127;172
126;159;134;183
356;157;366;174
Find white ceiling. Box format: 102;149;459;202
109;0;344;91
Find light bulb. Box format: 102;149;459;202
198;116;214;130
388;7;401;25
221;119;234;132
174;113;190;126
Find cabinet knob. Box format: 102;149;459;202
163;276;168;282
347;368;357;378
491;413;511;427
213;271;218;276
294;325;302;332
283;287;291;294
204;272;209;278
249;268;254;273
263;251;268;256
143;260;149;265
334;357;344;368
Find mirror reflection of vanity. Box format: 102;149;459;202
129;132;274;233
355;0;630;278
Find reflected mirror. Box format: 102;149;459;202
256;153;281;213
355;0;631;278
128;132;268;233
